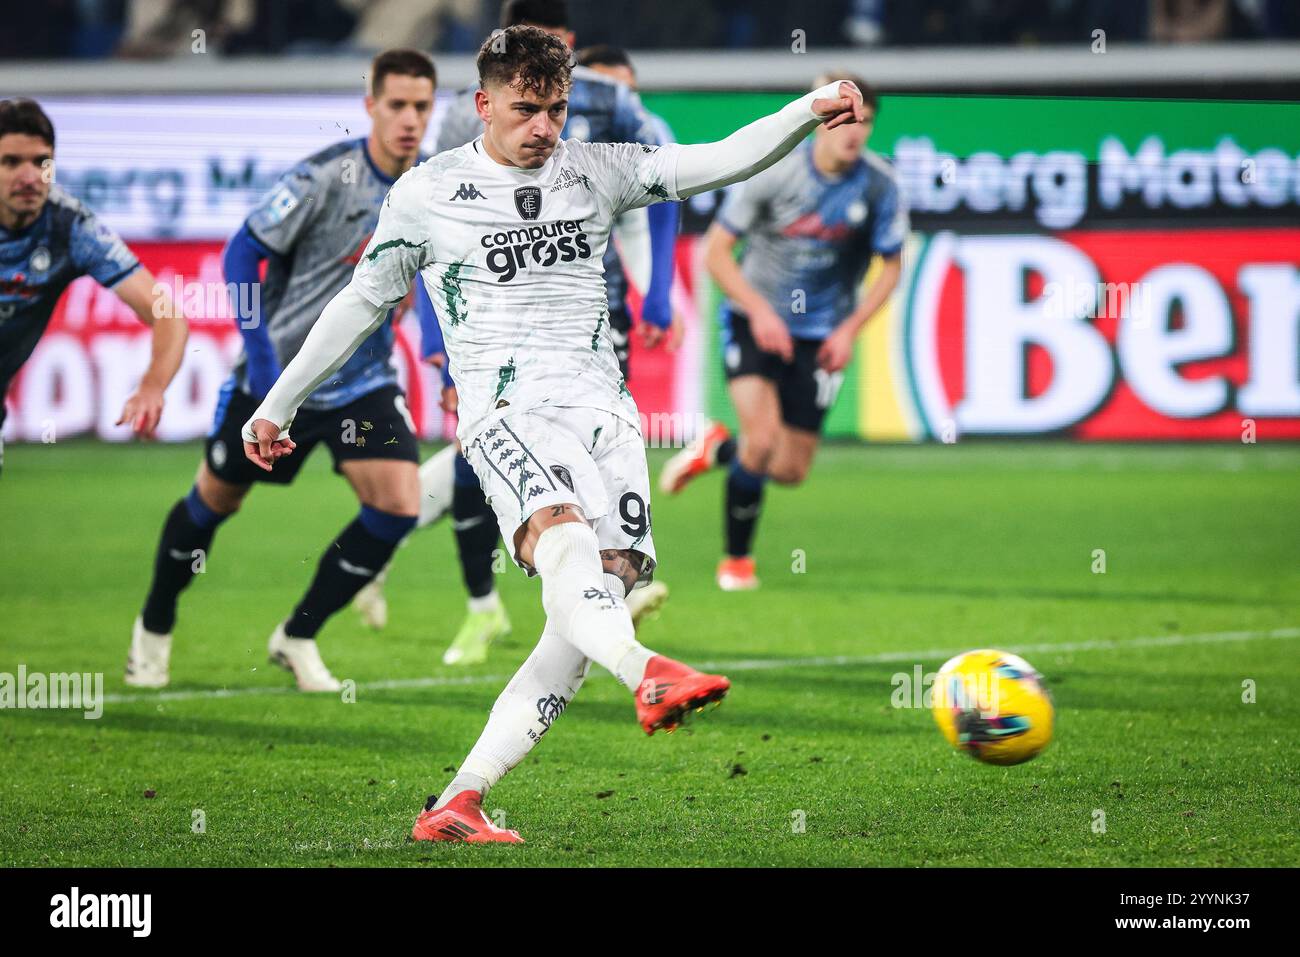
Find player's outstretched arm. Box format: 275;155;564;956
240;282;389;470
674;80;866;198
113;267;189;437
241;169;430;470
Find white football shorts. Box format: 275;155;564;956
464;405;657;580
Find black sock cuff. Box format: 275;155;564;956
338;516;403;570
715;435;738;466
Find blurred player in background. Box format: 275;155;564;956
0;98;188;475
575;43;684;362
353;0;679;667
660;72;907;591
240;25;868;842
126;50;436;691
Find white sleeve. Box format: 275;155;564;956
582;141;684;216
350;172;433;309
613;207;651;296
241;171;432;440
241;284;388;440
674;82;850;198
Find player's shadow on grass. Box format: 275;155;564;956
91;704;494;754
559;685;926;739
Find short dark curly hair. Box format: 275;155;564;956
0;98;55;148
477;24;572;98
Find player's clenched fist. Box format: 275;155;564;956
242;418;296;472
811;80;867;130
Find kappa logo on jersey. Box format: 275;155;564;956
480;220;593;283
449;182;487;201
514;186;543;220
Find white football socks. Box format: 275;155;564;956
416;443;458;529
467;591;502;614
436;621;591;807
357;445;460;604
532;523;654;691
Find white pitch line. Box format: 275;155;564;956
98;626;1300;706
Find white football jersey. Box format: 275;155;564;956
352;136;684;443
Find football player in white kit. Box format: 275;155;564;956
241;25;868;843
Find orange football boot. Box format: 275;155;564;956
659;422;731;495
716;556;759;591
635;655;732;735
410;791;523;844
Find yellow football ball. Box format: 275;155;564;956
931;649;1054;765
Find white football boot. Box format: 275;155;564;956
626;581;670;631
125;616;172;688
268;624;342;692
352;566;390;630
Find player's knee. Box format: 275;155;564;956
534;520;599;564
194;471;247;516
770;459;811;486
738;434;776;472
359;485;420;518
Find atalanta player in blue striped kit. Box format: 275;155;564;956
127;50;437;691
660;73;909;591
0;98;188;475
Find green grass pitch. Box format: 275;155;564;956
1;440;1297;867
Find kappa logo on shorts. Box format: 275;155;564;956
550;464;574;492
478;422;558;506
514;186;543;221
507;455;545;499
211;440;227;468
